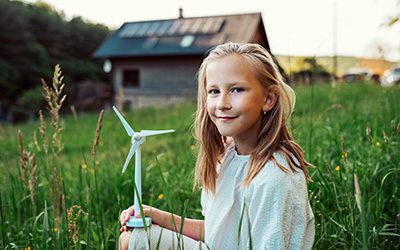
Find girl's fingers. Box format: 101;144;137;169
120;205;135;225
134;206;156;218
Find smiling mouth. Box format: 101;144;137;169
217;116;237;121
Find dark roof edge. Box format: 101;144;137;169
122;12;262;25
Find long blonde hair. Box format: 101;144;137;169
194;42;313;193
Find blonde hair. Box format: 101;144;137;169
194;42;313;193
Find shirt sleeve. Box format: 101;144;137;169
245;165;313;250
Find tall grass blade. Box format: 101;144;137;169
42;201;48;250
0;192;6;249
237;201;246;249
62;180;70;250
132;181;148;232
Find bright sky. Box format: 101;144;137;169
26;0;400;61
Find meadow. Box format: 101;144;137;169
0;69;399;249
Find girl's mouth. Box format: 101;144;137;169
217;116;236;121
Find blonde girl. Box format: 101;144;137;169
119;42;315;250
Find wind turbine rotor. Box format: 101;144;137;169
140;130;175;137
121;141;140;173
113;106;135;136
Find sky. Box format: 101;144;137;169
26;0;400;62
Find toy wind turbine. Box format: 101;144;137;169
113;106;174;227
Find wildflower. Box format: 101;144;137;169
95;160;100;165
45;181;49;185
341;153;348;158
376;142;381;147
335;166;340;171
99;141;104;146
158;194;164;199
190;145;195;150
54;228;59;232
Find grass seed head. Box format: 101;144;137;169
391;120;395;136
383;130;389;144
366;123;372;145
33;131;41;152
70;105;78;120
92;110;104;159
397;123;400;135
354;173;362;213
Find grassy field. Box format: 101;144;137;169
0;77;399;249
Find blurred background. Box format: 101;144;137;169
1;0;399;124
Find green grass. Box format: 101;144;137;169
0;82;399;249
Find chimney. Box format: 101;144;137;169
179;8;184;18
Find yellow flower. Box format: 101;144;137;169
341;153;348;158
54;228;58;232
82;164;87;169
95;160;100;165
190;145;195;150
99;141;104;146
158;194;164;199
376;142;381;146
335;166;340;171
45;181;49;185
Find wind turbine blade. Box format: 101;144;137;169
140;129;175;137
121;142;140;173
113;106;135;136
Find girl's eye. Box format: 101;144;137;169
208;89;219;95
232;88;244;93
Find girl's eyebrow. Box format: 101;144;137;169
207;81;248;89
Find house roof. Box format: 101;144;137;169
93;12;269;58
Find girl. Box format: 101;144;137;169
119;42;315;250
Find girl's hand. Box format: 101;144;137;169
134;205;165;226
119;205;166;232
120;205;135;232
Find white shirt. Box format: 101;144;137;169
201;142;315;249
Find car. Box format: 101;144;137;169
381;67;400;86
342;67;372;83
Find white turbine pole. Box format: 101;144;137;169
134;142;142;218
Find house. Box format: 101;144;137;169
93;11;270;108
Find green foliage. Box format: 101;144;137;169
0;83;399;249
0;0;110;120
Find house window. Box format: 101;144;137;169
123;70;140;87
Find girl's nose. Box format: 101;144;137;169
216;93;232;110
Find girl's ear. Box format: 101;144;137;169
263;92;278;112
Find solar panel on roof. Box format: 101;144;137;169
168;19;183;35
136;22;151;36
157;21;172;35
146;22;162;36
190;19;204;34
119;17;224;38
179;19;192;34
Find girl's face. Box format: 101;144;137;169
205;54;274;153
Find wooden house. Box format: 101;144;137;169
93;11;270;108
